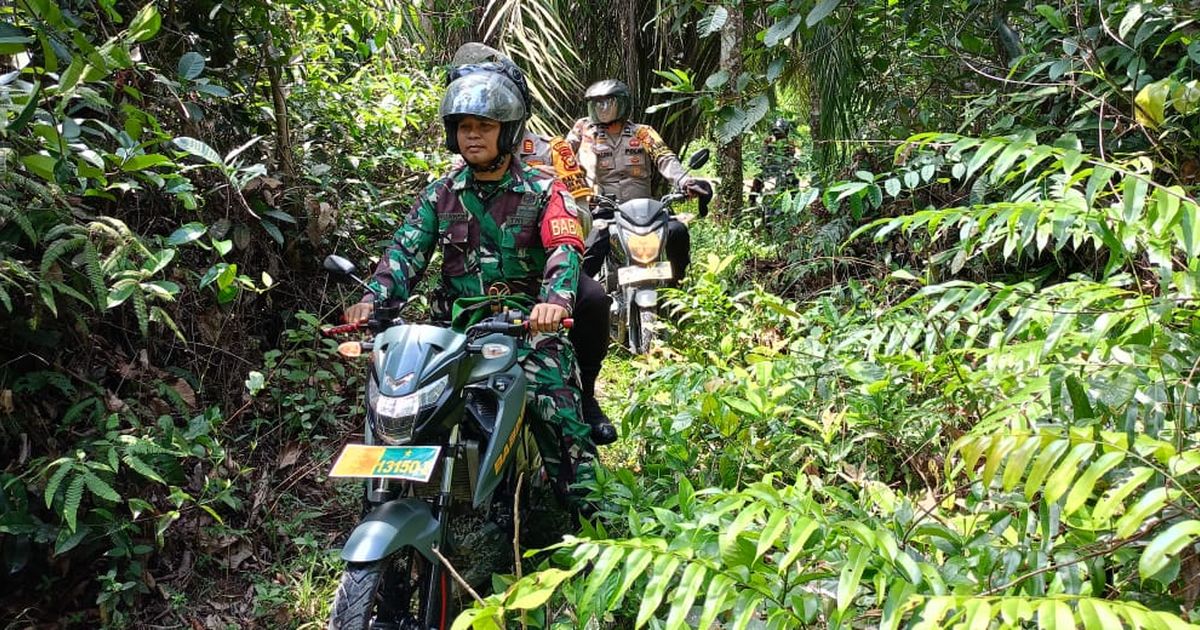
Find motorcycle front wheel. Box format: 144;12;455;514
328;554;452;630
628;304;656;355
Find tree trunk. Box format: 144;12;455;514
264;33;295;178
717;3;744;214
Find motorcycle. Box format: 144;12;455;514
591;149;710;354
320;255;568;630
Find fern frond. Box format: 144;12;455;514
81;471;121;503
63;474;84;532
0;200;38;243
131;288;149;337
40;236;87;276
50;281;92;306
82;241;106;309
122;454;166;484
150;306;186;342
43;460;73;508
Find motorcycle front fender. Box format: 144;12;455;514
340;498;439;563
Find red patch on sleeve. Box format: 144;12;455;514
540;183;585;251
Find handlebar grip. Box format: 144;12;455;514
323;322;363;336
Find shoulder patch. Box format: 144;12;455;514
522;138;535;155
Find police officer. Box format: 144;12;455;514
448;44;617;446
567;79;710;282
343;71;592;495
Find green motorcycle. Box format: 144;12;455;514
322;255;566;630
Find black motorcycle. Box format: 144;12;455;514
591;149;710;354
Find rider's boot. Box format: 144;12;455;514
580;368;617;445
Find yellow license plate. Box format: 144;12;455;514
329;444;442;482
617;262;672;285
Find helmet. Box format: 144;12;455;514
448;60;532;121
584;79;631;124
770;117;792;139
440;72;527;154
451;42;508;66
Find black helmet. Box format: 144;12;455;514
440;72;527;154
448;61;532;121
584;79;631;123
771;117;792;138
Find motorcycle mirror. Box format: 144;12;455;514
686;148;710;170
323;255;357;277
337;341;364;358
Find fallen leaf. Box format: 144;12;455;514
172;379;197;408
105;390;127;412
0;389;12;413
277;442;301;469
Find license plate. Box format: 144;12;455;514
329;444;442;482
617;262;672;285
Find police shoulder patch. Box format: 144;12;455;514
522;138;535;154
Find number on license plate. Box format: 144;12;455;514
329;444;442;482
618;262;672;285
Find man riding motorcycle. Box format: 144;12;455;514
343;71;592;496
566;79;711;283
449;44;617;446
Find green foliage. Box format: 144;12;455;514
247;311;362;437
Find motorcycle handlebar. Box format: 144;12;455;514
322;322;364;336
470;317;574;336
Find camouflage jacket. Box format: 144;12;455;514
365;159;586;313
517;132;592;200
566;119;686;202
760;136;797;177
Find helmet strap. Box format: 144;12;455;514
467;152;510;175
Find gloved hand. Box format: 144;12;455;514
681;177;713;199
681;177;714;217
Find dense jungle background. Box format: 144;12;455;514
3;0;1200;627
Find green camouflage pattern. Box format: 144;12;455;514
760;136;797;182
365;162;582;313
364;161;591;491
519;333;592;497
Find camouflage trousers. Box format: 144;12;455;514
518;333;593;499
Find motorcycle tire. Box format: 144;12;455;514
628;305;656;355
328;558;451;630
328;561;384;630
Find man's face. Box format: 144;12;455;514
591;97;620;123
456;115;502;165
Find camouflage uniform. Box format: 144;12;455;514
364;159;592;493
758;135;798;190
566;119;688;201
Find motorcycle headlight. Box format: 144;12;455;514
625;231;661;264
369;375;449;444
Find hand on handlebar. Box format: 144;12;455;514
681;177;713;199
528;303;569;334
344;302;374;325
